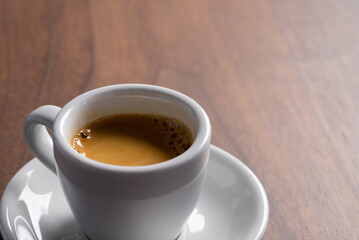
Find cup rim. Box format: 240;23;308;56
52;84;211;174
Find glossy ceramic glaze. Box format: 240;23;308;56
0;145;269;240
22;84;211;240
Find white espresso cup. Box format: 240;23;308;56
23;84;211;240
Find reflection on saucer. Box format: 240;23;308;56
187;209;205;234
0;145;268;240
17;169;53;239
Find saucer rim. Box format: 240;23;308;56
0;144;269;240
210;145;269;240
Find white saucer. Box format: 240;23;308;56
0;145;268;240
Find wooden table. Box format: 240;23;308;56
1;0;359;239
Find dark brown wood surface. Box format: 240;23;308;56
1;0;359;239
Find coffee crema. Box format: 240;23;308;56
71;114;193;166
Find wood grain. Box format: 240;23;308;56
1;0;359;239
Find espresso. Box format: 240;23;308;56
71;114;193;166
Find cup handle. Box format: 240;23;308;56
23;105;61;175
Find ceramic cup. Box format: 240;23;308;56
22;84;211;240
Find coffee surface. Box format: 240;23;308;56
71;114;193;166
